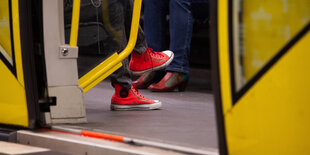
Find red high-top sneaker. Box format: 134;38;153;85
111;83;162;110
129;48;174;76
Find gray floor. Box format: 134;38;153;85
70;68;218;150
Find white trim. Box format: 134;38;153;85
0;44;13;65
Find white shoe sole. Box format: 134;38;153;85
131;51;174;76
110;101;162;111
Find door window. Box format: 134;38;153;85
0;0;15;73
231;0;310;98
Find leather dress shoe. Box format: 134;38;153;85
148;72;189;92
133;72;156;89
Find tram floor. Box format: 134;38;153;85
65;68;218;151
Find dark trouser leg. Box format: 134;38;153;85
107;0;147;90
124;0;147;54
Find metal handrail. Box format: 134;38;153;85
69;0;143;92
69;0;80;47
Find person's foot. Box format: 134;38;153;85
133;72;156;89
111;83;162;110
148;72;189;92
129;48;174;76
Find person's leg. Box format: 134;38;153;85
133;0;170;89
148;0;192;92
102;0;132;90
121;0;173;76
124;0;148;54
143;0;169;51
108;0;154;89
166;0;193;74
108;0;173;110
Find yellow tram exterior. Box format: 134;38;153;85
214;0;310;154
1;0;310;154
0;0;29;127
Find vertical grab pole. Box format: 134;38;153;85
69;0;80;47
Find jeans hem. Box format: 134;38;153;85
166;67;189;74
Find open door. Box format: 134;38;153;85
0;0;39;128
211;0;310;154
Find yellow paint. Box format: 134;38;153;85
226;31;310;155
79;0;142;92
0;61;28;127
69;0;80;47
218;0;310;154
0;0;13;62
241;0;310;84
218;0;233;114
12;0;24;86
79;53;122;93
0;0;29;127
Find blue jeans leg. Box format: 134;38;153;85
143;0;169;51
166;0;193;74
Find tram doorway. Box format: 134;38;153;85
2;0;310;154
60;0;217;152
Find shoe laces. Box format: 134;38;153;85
131;84;145;99
146;48;164;59
144;48;154;71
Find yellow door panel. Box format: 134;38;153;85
216;0;310;154
226;31;310;155
218;0;233;114
0;0;29;127
11;0;24;86
0;61;28;127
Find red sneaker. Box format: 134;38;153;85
129;48;174;76
111;83;162;110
